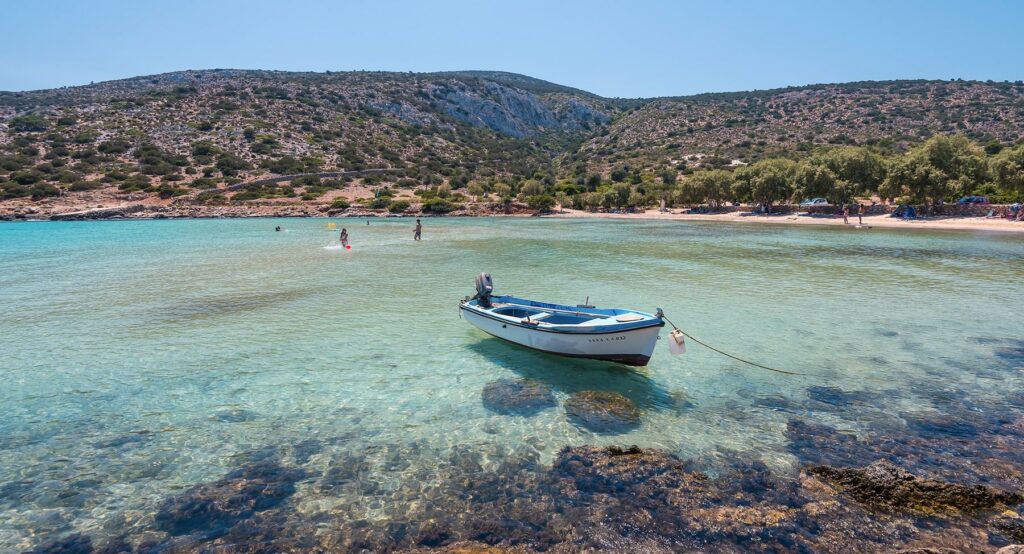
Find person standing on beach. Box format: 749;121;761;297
340;228;349;247
414;219;422;241
842;204;850;225
857;203;864;225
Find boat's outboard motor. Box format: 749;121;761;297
474;272;494;307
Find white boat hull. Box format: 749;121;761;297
462;306;662;366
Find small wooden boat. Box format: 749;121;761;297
459;274;666;366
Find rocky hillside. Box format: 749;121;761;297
579;80;1024;173
1;70;1022;215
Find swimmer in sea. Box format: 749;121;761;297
414;219;422;241
340;228;349;248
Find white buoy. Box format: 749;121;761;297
668;329;686;356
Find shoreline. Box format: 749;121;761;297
2;201;1023;234
550;208;1024;234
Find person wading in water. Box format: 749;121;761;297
414;219;422;241
340;228;349;248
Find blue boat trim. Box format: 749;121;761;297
460;299;664;335
494;295;639;317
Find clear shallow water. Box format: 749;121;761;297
1;217;1023;549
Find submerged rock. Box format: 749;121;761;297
991;514;1024;544
995;341;1024;367
154;459;306;536
27;533;92;554
315;452;371;495
210;408;259;423
786;418;875;468
552;445;702;495
290;438;323;464
897;544;966;548
809;460;1022;516
481;378;556;416
401;540;531;553
92;432;150;449
786;412;1024;493
902;411;980;439
32;436;1019;553
806;385;876;407
564;391;641;433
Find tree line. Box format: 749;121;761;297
462;135;1024;212
667;135;1023;210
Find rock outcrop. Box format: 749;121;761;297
154;459;306;537
809;460;1022;516
480;378;557;416
564;390;641;433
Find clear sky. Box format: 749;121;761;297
2;0;1022;97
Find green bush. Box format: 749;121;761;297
388;200;410;213
367;197;390;209
70;180;101;191
98;139;131;154
196;191;226;204
292;175;321;187
11;170;43;185
422;198;457;214
118;174;152;192
0;183;30;199
0;155;29;171
156;185;188;198
8;114;48;132
30;184;60;199
216;153;251;176
526;194;555;212
73;131;98;144
232;190;260;201
191;141;217;157
330;198;350;210
190;178;216;189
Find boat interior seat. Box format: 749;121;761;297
521;312;552;323
615;314;645;322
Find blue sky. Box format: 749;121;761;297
2;0;1022;97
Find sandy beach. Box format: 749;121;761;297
553;208;1024;234
4;199;1024;235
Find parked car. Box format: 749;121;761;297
799;198;829;207
957;196;990;205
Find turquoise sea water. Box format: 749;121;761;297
1;217;1023;550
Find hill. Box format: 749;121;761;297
579;80;1024;173
1;70;1022;216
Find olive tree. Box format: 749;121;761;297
676;170;731;207
880;135;987;203
734;159;796;211
794;163;841;203
991;143;1024;197
815;147;886;194
466;181;485;201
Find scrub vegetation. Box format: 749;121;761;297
2;70;1023;212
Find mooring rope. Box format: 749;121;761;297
661;313;806;376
